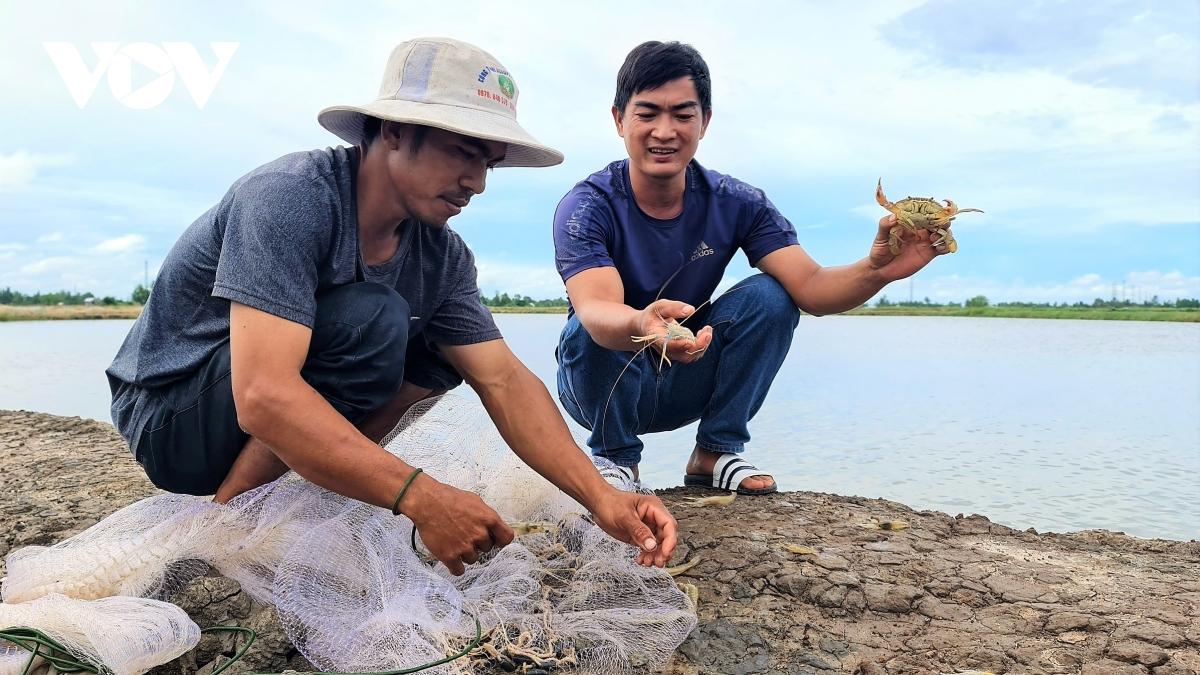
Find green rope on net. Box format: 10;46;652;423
201;625;257;675
2;612;482;675
0;626;96;675
2;514;483;675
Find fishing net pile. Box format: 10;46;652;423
1;395;696;675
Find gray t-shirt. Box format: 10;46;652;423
106;145;500;450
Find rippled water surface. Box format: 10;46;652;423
1;316;1197;540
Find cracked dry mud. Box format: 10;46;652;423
1;411;1197;674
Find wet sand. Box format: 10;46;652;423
1;410;1197;674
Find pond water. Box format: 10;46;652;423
1;315;1196;540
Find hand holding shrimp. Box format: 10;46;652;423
633;298;714;367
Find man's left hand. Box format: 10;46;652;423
588;488;678;567
867;214;952;282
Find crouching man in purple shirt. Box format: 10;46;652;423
553;41;953;494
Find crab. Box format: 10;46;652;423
875;179;983;255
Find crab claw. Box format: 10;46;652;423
875;178;893;209
944;199;984;216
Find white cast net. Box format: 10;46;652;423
1;395;695;674
0;594;199;675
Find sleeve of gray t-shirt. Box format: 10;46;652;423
423;239;502;346
212;172;333;327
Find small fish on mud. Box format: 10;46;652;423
782;543;818;555
856;518;910;531
687;492;736;507
666;557;701;577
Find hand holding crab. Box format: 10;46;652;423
869;179;983;281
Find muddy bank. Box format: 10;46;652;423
1;410;1197;674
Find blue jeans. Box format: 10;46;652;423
556;274;800;468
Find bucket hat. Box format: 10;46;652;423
319;37;563;168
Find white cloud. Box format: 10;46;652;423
18;256;77;275
93;234;145;254
475;259;565;299
0;1;1194;298
36;232;64;243
0;151;75;191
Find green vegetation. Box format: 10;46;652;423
482;291;568;309
488;305;567;314
0;305;143;321
131;284;151;305
0;284;148;321
847;305;1197;321
3;285;1197;322
859;295;1200;322
0;285;149;308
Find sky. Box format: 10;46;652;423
1;0;1197;304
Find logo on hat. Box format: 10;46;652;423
497;74;515;99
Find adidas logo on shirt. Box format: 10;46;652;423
689;240;715;262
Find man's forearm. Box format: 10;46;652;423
472;363;610;510
237;376;419;509
793;257;888;316
573;300;643;351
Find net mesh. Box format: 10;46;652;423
0;594;199;675
1;395;695;674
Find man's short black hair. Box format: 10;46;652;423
360;116;428;154
614;41;711;115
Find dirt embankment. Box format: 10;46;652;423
1;410;1197;675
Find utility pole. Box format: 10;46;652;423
144;260;148;288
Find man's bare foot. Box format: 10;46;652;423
684;445;775;492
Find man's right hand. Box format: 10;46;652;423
635;299;713;365
401;473;515;575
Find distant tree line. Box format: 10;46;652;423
482;291;569;308
5;285;1196;311
0;284;151;306
874;295;1200;308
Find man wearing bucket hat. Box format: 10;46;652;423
107;38;677;575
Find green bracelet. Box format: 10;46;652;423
391;467;424;516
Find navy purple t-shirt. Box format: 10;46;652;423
552;159;799;316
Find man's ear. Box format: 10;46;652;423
699;109;712;140
611;105;625;138
381;120;406;150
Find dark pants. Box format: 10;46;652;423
135;283;460;496
557;274;800;467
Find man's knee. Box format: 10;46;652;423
307;283;412;419
318;282;410;343
313;283;410;377
740;273;796;309
723;274;800;327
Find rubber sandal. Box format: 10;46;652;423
684;453;777;495
599;464;637;490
